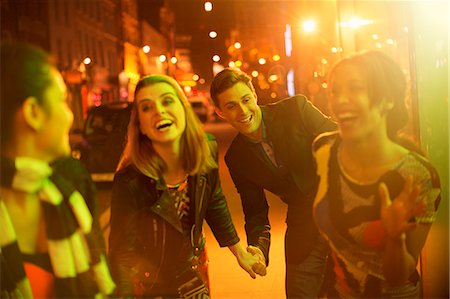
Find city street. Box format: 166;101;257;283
97;120;287;299
3;1;447;297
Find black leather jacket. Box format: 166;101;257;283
109;141;239;297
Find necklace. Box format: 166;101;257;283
165;175;188;191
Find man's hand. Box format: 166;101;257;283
247;245;267;276
228;242;262;279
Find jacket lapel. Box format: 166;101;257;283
151;189;183;233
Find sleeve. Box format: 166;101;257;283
108;172;139;298
225;154;271;265
204;166;241;248
413;159;441;224
203;137;240;247
294;95;337;136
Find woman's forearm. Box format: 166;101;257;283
382;234;417;286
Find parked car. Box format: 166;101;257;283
188;92;216;123
71;102;132;182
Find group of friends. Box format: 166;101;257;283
0;41;441;299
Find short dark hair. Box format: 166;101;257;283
210;68;255;107
328;50;408;140
1;41;54;146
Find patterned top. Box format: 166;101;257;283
167;179;190;233
313;133;441;298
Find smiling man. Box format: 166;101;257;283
210;68;337;298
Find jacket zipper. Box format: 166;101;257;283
191;176;207;249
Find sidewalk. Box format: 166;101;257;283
204;122;287;299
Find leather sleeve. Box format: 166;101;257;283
108;170;139;298
225;153;271;265
204;139;240;248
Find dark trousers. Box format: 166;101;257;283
285;236;328;298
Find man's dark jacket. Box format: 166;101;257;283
225;95;336;264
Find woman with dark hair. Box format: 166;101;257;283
108;74;263;298
0;42;115;297
312;50;441;298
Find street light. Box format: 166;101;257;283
209;31;218;38
340;17;373;28
159;55;167;62
302;20;317;33
142;45;151;53
83;57;92;65
204;1;212;12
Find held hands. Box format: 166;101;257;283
230;242;267;279
379;175;425;241
235;248;260;279
247;245;267;277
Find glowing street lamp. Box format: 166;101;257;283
142;45;151;53
234;42;241;49
83;57;92;65
159;55;167;62
170;56;178;64
258;58;266;65
302;20;317;33
340;17;373;28
204;1;212;12
209;31;218;38
212;54;220;62
269;74;278;82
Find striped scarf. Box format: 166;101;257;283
0;157;115;298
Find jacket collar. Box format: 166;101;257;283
147;173;209;234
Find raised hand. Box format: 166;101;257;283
379;175;424;240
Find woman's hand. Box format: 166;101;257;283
247;245;267;277
228;242;266;279
379;175;424;241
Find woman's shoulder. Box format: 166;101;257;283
399;152;440;187
114;163;143;183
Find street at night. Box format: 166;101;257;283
1;0;448;298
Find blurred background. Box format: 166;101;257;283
1;0;448;298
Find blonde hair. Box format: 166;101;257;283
117;74;217;178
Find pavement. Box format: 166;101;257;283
203;122;287;299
